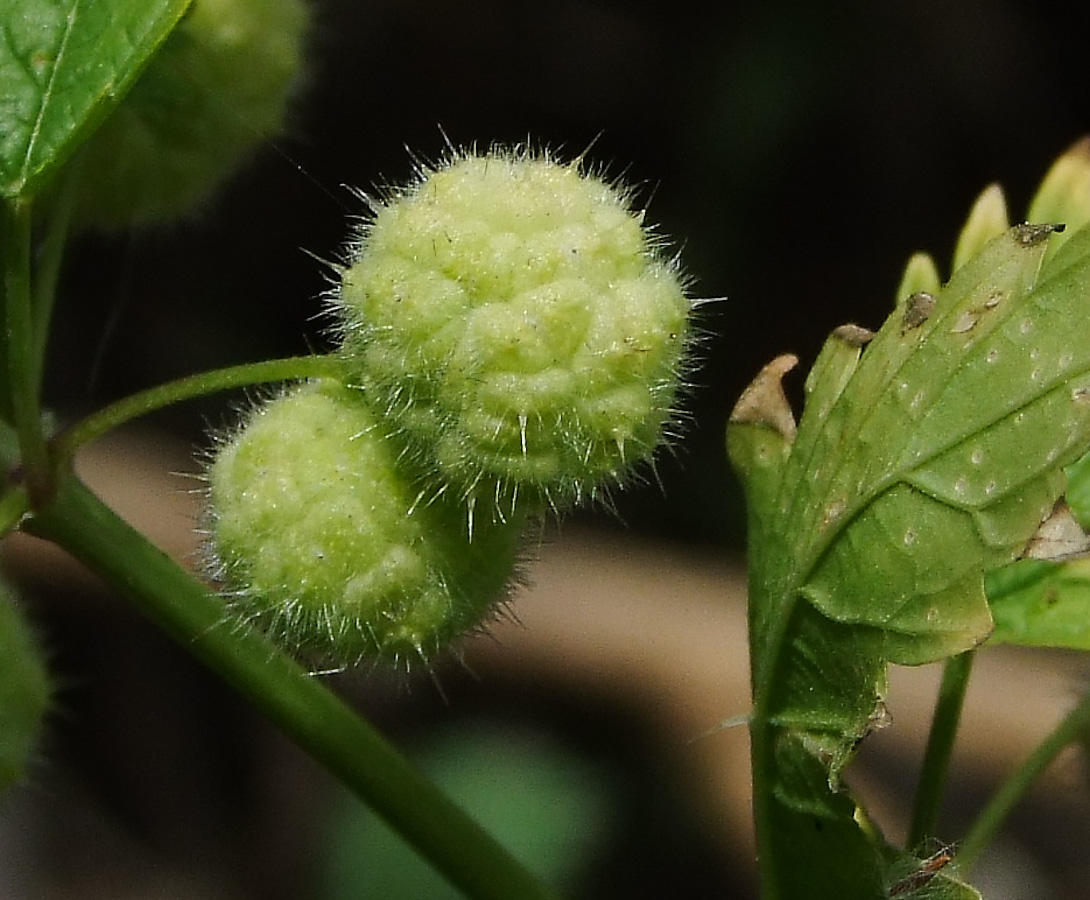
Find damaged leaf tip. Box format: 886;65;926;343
730;354;799;440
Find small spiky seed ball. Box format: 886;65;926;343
336;149;693;518
70;0;308;230
0;582;51;792
207;380;523;666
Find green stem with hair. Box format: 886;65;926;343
957;684;1090;873
907;650;975;848
27;473;562;900
1;198;50;502
54;353;345;460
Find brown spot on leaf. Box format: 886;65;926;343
833;323;875;347
869;700;892;731
888;846;956;898
730;354;799;441
901;292;935;334
1025;499;1090;561
1014;222;1065;246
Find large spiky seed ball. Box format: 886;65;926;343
336;149;693;517
207;380;523;666
69;0;308;230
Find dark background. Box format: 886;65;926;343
50;0;1090;545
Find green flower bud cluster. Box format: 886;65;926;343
71;0;309;230
207;148;694;666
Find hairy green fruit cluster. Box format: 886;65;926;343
206;148;694;666
207;380;522;665
0;582;50;792
71;0;308;229
336;150;693;516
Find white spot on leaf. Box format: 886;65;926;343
951;311;977;334
823;499;846;526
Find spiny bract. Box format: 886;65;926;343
206;380;523;666
335;148;694;519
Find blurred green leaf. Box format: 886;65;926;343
321;721;615;900
987;557;1090;649
1065;444;1090;527
0;0;191;198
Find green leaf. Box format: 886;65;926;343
788;224;1090;650
1065;442;1090;526
987;557;1090;649
894;252;941;305
950;184;1009;274
0;0;192;199
729;222;1090;899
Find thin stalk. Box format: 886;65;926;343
54;354;345;459
0;228;8;425
0;417;19;469
1;198;50;501
28;474;562;900
30;152;83;388
0;483;28;538
907;650;975;848
957;682;1090;873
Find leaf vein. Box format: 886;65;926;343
22;0;81;186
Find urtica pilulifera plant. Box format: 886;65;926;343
206;379;525;666
335;149;694;519
13;6;1090;897
4;5;693;898
67;0;308;229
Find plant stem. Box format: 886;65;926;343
956;679;1090;873
30;154;82;390
0;484;28;538
28;474;562;900
907;650;974;848
1;197;49;502
53;354;345;459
